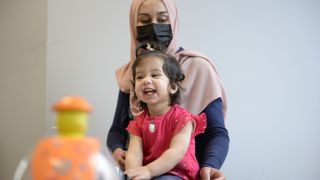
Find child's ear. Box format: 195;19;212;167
169;84;178;94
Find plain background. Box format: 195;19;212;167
1;0;319;179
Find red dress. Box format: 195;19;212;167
126;104;207;180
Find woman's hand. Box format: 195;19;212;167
112;148;126;170
200;167;226;180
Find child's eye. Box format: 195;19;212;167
152;74;161;78
136;76;143;80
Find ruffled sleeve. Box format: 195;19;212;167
172;108;207;137
192;113;207;136
126;115;143;137
172;111;193;136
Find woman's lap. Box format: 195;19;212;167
152;174;182;180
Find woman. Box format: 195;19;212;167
107;0;229;179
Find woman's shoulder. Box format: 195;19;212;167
180;54;213;69
178;52;222;79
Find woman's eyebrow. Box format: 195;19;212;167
138;13;149;16
138;11;168;17
158;11;168;15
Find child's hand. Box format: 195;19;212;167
125;166;152;180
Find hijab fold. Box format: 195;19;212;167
115;0;227;117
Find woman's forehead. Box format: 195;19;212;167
138;0;168;14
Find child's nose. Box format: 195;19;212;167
143;77;152;85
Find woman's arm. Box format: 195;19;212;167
196;98;230;169
106;90;131;169
107;90;131;152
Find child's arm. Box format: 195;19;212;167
125;134;143;170
146;121;193;177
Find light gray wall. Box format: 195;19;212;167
46;0;131;147
176;1;320;179
1;0;319;179
0;0;46;179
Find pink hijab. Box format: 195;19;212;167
115;0;227;116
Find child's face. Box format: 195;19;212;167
134;56;174;110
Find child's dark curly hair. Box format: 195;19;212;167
131;50;185;109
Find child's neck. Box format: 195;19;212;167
147;103;172;116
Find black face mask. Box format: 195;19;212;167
136;23;173;49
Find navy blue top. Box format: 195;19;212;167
107;90;229;169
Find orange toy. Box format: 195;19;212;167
30;96;118;180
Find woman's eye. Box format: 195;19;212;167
140;20;150;24
158;19;166;23
158;16;169;23
137;16;151;24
